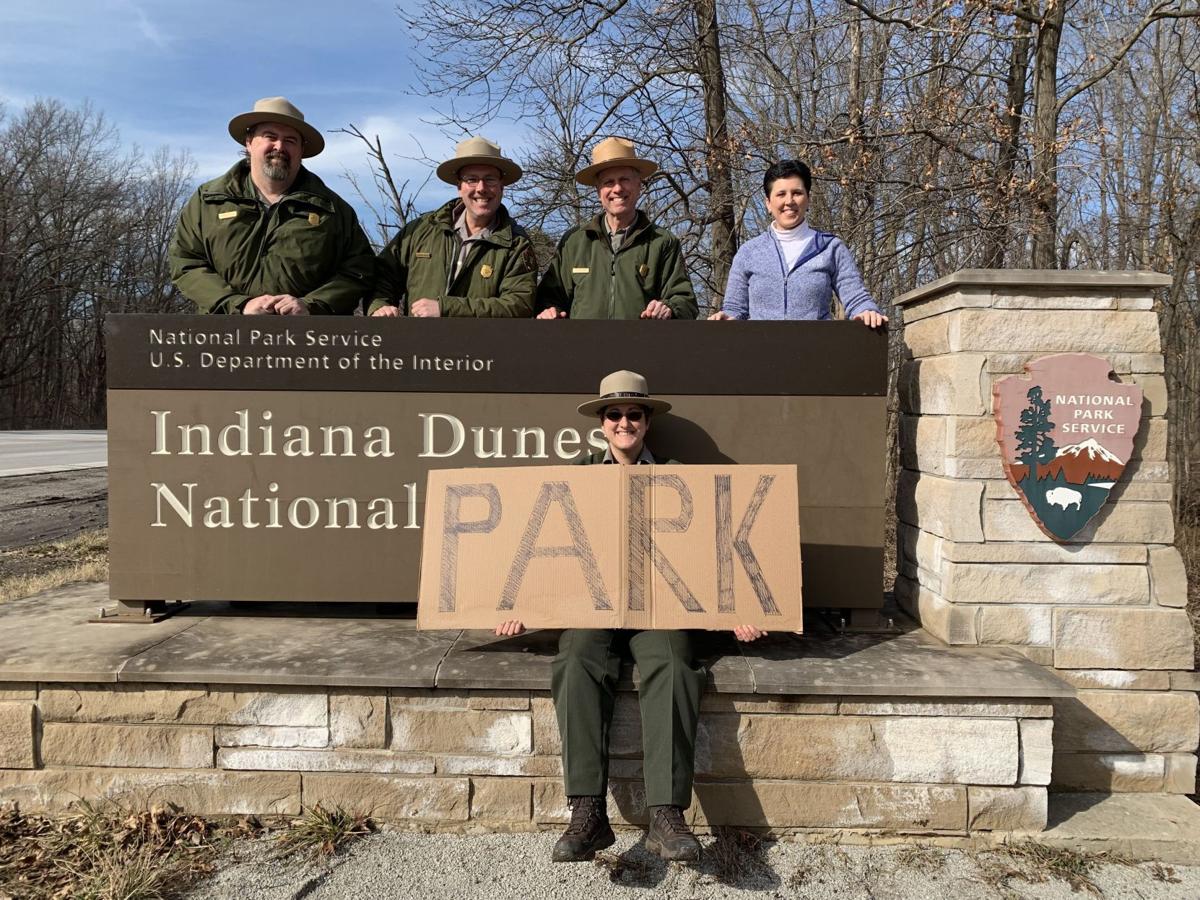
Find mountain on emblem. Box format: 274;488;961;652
994;354;1143;542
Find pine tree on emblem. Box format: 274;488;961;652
1014;386;1057;477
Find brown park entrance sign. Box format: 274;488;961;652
994;353;1143;542
105;315;885;614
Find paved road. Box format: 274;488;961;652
0;430;107;477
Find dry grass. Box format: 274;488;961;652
594;849;654;883
0;800;242;900
895;843;948;874
978;842;1130;896
0;528;108;603
271;805;374;861
707;826;770;884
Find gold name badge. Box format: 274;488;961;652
218;210;238;220
480;264;493;278
307;212;320;226
638;264;650;278
414;251;432;259
572;267;590;274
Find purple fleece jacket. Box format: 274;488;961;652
721;228;880;320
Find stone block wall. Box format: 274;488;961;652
895;270;1199;794
0;682;1050;834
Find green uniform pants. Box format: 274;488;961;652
551;629;705;809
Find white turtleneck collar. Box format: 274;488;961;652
770;220;814;269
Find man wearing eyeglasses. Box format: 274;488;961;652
495;371;765;865
369;137;536;318
171;97;374;315
535;137;697;320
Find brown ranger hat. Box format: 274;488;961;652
577;370;672;417
575;136;658;186
228;97;324;158
436;136;523;186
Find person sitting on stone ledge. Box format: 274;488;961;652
493;370;765;864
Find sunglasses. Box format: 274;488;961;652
604;409;645;423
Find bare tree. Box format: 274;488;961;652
0;99;193;428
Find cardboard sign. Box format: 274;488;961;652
417;464;802;631
994;353;1142;541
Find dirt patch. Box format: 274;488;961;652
0;468;107;549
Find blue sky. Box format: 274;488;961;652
0;0;528;226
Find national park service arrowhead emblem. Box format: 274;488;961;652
994;354;1142;542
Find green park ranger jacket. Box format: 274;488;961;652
170;161;374;315
536;211;697;320
368;200;536;317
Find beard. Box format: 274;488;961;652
262;152;291;181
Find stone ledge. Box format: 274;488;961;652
1041;793;1200;867
895;269;1171;307
0;585;1073;702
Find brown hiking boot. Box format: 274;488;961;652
551;795;615;862
646;805;701;862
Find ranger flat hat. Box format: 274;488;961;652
575;136;658;186
578;370;672;417
228;97;324;158
436;136;523;186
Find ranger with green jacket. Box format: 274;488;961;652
536;138;697;321
171;97;374;316
370;137;536;318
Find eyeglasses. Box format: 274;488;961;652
460;175;501;188
604;409;644;423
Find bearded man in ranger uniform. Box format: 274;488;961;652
171;97;374;315
369;137;536;318
535;137;697;321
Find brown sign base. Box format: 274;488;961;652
91;600;191;624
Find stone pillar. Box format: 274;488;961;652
895;270;1198;794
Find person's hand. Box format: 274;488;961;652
707;310;732;321
243;295;279;315
852;310;888;329
536;307;566;320
733;625;767;642
372;305;403;317
411;298;442;317
640;299;673;319
274;295;309;316
494;620;526;636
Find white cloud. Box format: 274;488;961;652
129;3;170;52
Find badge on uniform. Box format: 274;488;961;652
308;212;320;226
480;264;493;279
415;251;432;259
572;267;590;274
218;210;238;220
638;264;650;279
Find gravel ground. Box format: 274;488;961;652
0;469;107;549
186;830;1200;900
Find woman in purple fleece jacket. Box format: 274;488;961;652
709;160;887;328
